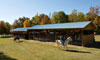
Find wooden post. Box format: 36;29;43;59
32;31;34;40
28;32;30;40
24;33;26;39
39;32;41;40
80;30;84;46
28;31;31;40
46;30;48;42
54;30;56;40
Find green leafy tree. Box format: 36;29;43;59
84;13;90;21
51;11;68;24
31;14;48;25
31;14;41;25
69;9;78;22
5;22;11;34
51;12;57;20
77;12;84;21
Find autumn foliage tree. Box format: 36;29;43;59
93;16;100;34
77;12;84;21
3;6;100;34
40;16;51;25
23;19;31;28
0;21;8;34
84;13;90;21
89;6;100;34
11;20;20;29
69;9;78;22
18;17;29;27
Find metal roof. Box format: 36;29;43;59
11;21;92;32
10;27;29;32
28;21;91;30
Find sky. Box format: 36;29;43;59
0;0;100;24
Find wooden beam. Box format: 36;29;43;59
80;30;83;46
54;30;56;40
39;32;41;40
45;30;49;42
28;32;31;40
32;31;34;40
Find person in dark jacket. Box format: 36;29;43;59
14;35;20;41
60;35;65;46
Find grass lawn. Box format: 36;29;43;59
0;35;100;60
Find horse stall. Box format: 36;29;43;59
11;21;95;46
27;29;56;42
10;28;30;40
27;21;95;46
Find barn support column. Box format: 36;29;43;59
39;32;41;40
54;30;56;40
28;32;30;40
32;31;34;40
80;30;84;46
45;30;49;42
24;33;25;39
28;31;31;40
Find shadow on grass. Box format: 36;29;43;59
18;41;23;43
65;50;91;53
69;41;100;49
85;41;100;49
0;52;17;60
69;41;82;46
14;40;23;43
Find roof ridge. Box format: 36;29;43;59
32;21;91;27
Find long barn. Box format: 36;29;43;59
11;21;96;46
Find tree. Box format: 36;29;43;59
31;14;48;25
31;14;41;25
69;9;78;22
89;6;100;34
39;14;46;20
51;12;57;20
11;20;20;29
84;13;90;21
93;16;100;34
89;6;100;21
0;21;8;34
23;19;31;28
51;11;68;24
40;16;51;25
5;22;11;34
77;12;84;21
18;16;29;27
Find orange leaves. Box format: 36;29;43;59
40;16;51;25
0;21;8;34
23;19;31;28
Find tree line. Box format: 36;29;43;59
0;6;100;35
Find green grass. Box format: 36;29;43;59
0;35;100;60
